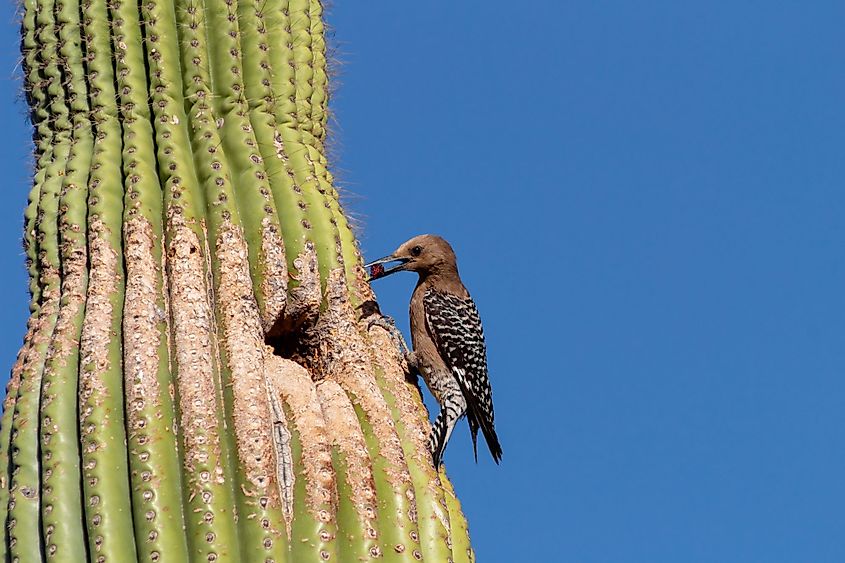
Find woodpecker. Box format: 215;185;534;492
366;234;502;466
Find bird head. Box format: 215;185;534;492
366;234;458;281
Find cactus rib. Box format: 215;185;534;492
78;0;138;555
112;0;192;556
38;0;92;553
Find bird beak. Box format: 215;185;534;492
365;255;410;281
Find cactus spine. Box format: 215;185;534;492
2;1;477;561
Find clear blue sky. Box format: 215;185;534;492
1;2;843;562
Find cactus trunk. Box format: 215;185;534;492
2;1;476;562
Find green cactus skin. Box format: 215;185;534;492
147;0;244;559
38;0;92;556
175;0;295;559
0;343;27;563
300;0;365;302
309;0;328;143
2;1;48;558
274;0;345;293
315;278;424;563
10;151;61;563
1;0;481;561
9;0;69;550
365;314;477;563
76;0;139;558
234;0;297;338
112;0;192;557
316;379;381;562
200;0;296;550
138;3;216;552
442;470;477;563
366;341;454;562
249;1;312;294
204;0;288;331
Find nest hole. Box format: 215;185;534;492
264;306;321;372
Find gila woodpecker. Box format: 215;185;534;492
366;234;502;466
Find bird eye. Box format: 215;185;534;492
411;245;422;257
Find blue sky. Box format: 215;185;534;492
1;2;843;561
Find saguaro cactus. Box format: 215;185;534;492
1;1;476;561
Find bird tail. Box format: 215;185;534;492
468;409;502;464
468;417;479;463
430;412;449;467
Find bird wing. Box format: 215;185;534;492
424;288;502;463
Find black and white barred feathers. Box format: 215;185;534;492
424;288;503;463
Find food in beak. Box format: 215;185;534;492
368;263;385;280
365;255;409;282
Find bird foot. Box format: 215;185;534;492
367;314;420;383
367;314;410;357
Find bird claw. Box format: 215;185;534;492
367;314;420;380
359;302;405;355
367;314;407;355
367;313;396;331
